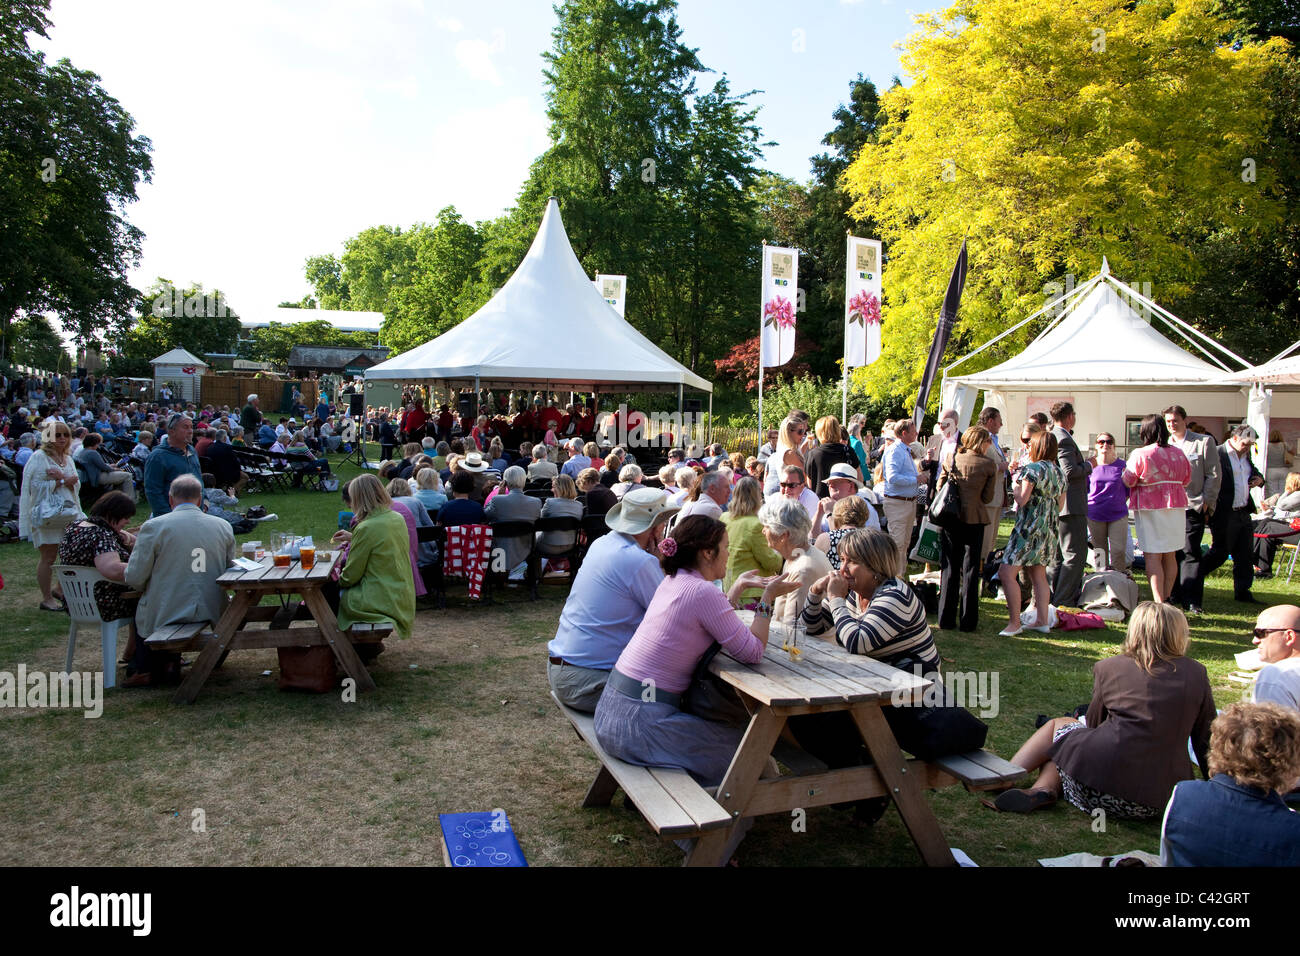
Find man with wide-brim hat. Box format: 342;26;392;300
813;462;882;535
547;487;679;712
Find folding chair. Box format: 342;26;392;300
485;519;539;601
54;564;131;689
534;515;583;583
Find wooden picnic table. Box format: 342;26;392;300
172;550;377;703
686;614;956;867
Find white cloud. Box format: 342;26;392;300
454;31;506;87
436;16;463;32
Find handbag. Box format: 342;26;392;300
681;641;751;728
35;484;80;529
927;461;961;528
885;673;988;760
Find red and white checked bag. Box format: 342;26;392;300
443;524;494;600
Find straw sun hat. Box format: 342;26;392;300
605;486;680;534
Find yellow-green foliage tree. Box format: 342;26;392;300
843;0;1290;409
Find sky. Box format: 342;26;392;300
36;0;933;331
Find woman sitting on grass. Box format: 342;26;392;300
992;602;1215;817
331;474;415;640
593;515;798;784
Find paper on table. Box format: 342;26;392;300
231;557;262;571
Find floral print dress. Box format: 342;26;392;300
1003;459;1065;567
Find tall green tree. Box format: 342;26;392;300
238;321;376;367
10;313;71;372
106;279;241;376
843;0;1290;407
0;0;153;360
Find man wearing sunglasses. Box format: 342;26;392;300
1252;605;1300;712
1164;405;1220;615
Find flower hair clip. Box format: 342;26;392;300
658;536;678;557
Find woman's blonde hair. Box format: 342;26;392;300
552;473;578;499
814;415;842;444
836;528;901;579
959;425;990;454
576;467;601;491
1286;472;1300;495
1208;701;1300;793
831;495;871;529
728;476;763;519
414;467;441;491
349;473;392;524
1123;602;1189;675
402;442;421;458
489;437;503;457
584;441;599;458
778;417;804;457
39;419;72;454
386;477;412;498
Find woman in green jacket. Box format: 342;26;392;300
332;474;416;638
721;477;782;605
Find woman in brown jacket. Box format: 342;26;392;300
992;602;1215;816
934;425;997;631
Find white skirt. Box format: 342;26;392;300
1134;508;1183;555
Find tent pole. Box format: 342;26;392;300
707;391;713;445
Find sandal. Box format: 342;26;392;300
992;789;1057;813
39;601;65;612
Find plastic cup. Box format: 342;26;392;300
273;552;291;568
300;546;315;569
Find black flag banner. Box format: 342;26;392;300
912;238;968;429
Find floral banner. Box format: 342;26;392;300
593;274;627;317
844;236;883;367
760;245;799;367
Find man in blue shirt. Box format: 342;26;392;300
547;487;677;712
559;438;591;479
256;421;278;447
143;413;202;517
882;418;923;562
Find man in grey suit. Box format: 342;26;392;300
1164;405;1221;615
124;474;237;684
484;465;542;575
1048;401;1092;607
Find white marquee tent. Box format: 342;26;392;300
366;198;712;414
941;261;1300;473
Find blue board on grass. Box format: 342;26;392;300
439;811;527;867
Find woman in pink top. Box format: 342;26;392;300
1122;415;1190;603
593;515;799;784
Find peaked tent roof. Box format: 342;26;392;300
365;198;711;393
149;347;209;368
1214;340;1300;386
947;265;1246;390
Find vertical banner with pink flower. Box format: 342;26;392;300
844;236;883;367
760;245;799;367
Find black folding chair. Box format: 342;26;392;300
534;516;583;583
485;519;539;601
416;524;447;609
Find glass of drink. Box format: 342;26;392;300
299;536;315;569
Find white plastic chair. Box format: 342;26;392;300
54;564;130;689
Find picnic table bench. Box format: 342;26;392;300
553;616;1024;866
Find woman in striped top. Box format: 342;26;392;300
801;527;940;672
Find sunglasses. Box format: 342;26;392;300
780;481;803;489
1253;627;1294;640
1097;439;1114;445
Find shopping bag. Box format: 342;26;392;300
909;516;942;564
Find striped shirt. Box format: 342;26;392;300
801;578;939;669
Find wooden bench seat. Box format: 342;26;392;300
932;749;1026;791
552;693;731;837
346;622;394;643
143;621;211;651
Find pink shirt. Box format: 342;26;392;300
614;568;764;693
1124;445;1190;512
